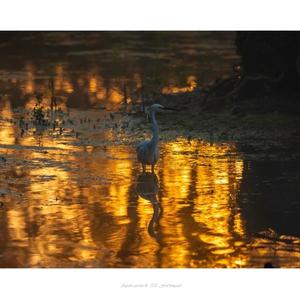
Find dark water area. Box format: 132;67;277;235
240;160;300;237
0;32;299;268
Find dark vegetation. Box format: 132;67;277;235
201;32;300;114
32;93;47;125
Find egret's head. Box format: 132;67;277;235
146;103;177;121
150;103;164;112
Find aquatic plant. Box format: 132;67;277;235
32;93;46;125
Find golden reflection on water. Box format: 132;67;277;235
0;117;300;268
24;63;35;94
161;75;197;94
158;140;247;267
55;64;74;94
4;61;201;109
0;100;16;144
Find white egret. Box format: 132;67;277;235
136;103;176;172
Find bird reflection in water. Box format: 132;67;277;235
136;172;162;241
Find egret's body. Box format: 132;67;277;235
136;140;159;167
136;104;174;172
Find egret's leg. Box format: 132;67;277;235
142;164;146;173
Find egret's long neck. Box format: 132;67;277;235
149;110;159;148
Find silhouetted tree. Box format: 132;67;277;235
236;32;300;90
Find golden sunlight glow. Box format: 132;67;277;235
0;129;248;267
161;75;197;94
0;100;15;145
24;63;35;94
89;76;98;93
108;88;123;104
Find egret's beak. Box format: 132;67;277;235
162;106;178;111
